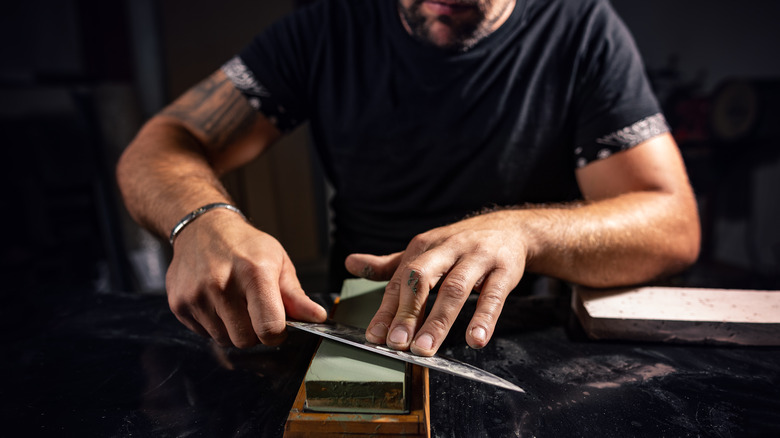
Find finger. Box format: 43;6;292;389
466;268;516;349
364;275;402;344
364;250;433;344
408;257;486;356
214;291;260;349
173;312;210;339
385;249;456;351
278;258;328;322
192;306;234;347
363;249;423;343
167;286;232;346
345;252;404;280
240;263;288;346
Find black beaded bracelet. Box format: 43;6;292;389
169;202;246;246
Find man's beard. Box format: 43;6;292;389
399;0;503;52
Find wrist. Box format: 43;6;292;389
471;207;544;270
169;202;247;246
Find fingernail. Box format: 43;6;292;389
389;327;409;345
369;323;388;339
471;326;487;343
414;333;434;350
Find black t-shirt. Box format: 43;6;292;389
222;0;668;256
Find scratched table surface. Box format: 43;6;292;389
2;287;779;437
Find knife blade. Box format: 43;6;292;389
287;319;525;393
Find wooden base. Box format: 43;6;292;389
284;363;430;437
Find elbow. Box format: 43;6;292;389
667;215;702;274
680;225;701;268
641;207;702;285
115;141;144;227
583;215;702;290
673;193;702;269
115;136;142;207
115;146;132;195
654;188;702;278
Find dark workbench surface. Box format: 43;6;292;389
3;287;779;437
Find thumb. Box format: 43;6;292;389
345;251;404;281
278;259;328;322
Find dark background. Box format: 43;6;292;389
1;0;779;297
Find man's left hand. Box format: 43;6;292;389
345;211;529;356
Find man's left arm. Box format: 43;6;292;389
346;132;700;356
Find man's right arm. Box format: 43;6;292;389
118;70;275;236
116;69;327;348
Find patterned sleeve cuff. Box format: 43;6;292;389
574;113;670;168
220;56;303;133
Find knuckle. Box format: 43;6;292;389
394;307;420;322
385;279;402;295
484;270;514;294
405;262;426;278
478;291;505;311
232;340;251;349
233;258;259;277
424;314;453;335
202;280;233;307
404;264;427;295
439;273;472;301
471;241;491;258
236;262;277;296
254;320;285;341
208;329;232;347
409;232;433;251
235;260;267;284
444;230;473;248
214;338;233;348
374;308;399;323
167;286;201;316
200;269;228;292
232;334;259;349
168;297;189;316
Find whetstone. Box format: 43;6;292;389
285;279;430;438
573;286;780;345
303;279;409;413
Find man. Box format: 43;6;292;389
117;0;700;357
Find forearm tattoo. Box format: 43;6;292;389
161;73;256;152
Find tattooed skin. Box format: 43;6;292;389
360;264;376;280
407;270;420;295
161;73;257;152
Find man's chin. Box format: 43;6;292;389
401;2;484;52
423;25;479;51
425;24;461;48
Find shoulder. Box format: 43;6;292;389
523;0;621;31
523;0;609;19
519;0;621;47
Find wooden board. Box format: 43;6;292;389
285;279;430;437
573;286;780;346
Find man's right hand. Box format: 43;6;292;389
116;68;327;348
165;209;327;348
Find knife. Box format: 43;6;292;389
287;319;525;393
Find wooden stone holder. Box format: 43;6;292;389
284;279;431;437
